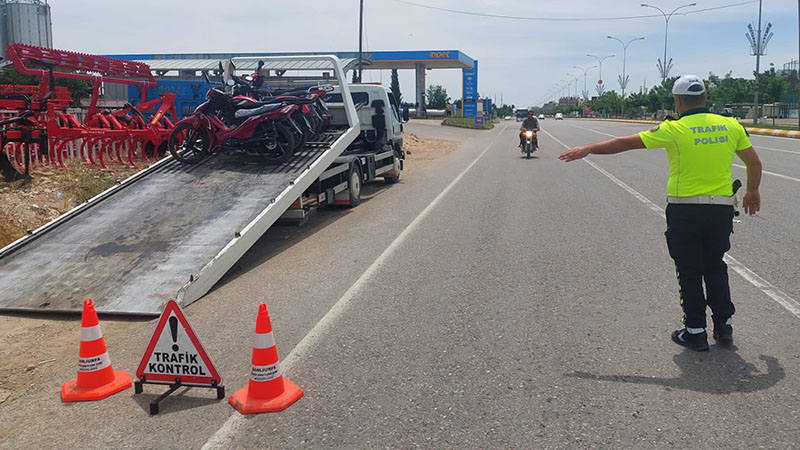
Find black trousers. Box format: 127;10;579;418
665;204;735;329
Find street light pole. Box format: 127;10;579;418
561;79;570;101
641;3;696;87
587;54;615;96
746;0;774;124
608;36;645;116
753;0;764;124
573;65;597;101
567;72;580;99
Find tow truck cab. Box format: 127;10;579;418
326;84;403;153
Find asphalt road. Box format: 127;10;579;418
2;119;799;449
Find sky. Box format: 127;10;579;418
52;0;800;108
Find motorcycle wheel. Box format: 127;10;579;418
261;122;295;165
285;112;306;152
526;144;532;159
290;112;308;150
310;103;325;134
168;123;210;164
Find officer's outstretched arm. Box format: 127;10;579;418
558;135;645;162
736;146;762;215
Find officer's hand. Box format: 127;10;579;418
559;146;589;162
742;190;761;215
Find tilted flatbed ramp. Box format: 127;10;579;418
0;56;359;315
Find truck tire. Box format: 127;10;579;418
384;155;401;184
347;163;362;208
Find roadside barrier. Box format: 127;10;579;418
229;302;303;414
61;299;132;402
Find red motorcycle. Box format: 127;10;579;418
168;84;298;165
227;62;330;147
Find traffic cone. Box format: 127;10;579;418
229;303;303;414
61;299;131;402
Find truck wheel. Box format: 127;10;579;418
384;156;401;184
347;163;362;207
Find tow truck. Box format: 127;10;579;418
0;55;403;315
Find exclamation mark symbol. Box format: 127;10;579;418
169;316;179;351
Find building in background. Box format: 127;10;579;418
0;0;52;58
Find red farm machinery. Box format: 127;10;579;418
0;43;176;181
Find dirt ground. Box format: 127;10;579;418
0;132;457;409
401;132;458;174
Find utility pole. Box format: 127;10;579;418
747;0;773;124
358;0;364;83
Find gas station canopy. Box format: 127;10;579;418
110;50;475;72
110;50;479;119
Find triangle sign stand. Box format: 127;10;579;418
134;299;224;415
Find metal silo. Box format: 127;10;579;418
1;0;53;58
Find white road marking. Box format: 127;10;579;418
567;124;618;138
201;137;500;450
752;145;800;156
542;127;800;319
572;121;800;155
569;123;800;185
732;164;800;183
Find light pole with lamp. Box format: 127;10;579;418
573;65;597;101
560;79;571;101
587;54;615;96
556;83;566;104
567;72;580;101
607;36;645;117
641;2;696;116
746;0;773;124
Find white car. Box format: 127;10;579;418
504;115;512;120
538;114;545;120
555;113;563;120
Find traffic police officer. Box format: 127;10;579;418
558;74;763;352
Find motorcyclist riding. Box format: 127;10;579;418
519;110;540;148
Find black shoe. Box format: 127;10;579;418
671;329;709;352
713;324;733;346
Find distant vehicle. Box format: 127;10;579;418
504;115;512;120
555;113;564;120
514;108;528;122
538;114;545;120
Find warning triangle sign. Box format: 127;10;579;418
136;300;221;387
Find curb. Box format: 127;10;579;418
440;120;495;131
745;128;800;138
577;118;800;139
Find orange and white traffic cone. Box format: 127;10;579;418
229;303;303;414
61;298;131;402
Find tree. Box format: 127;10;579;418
592;91;622;114
425;84;450;109
707;72;752;107
757;67;790;104
389;69;402;105
0;67;90;108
